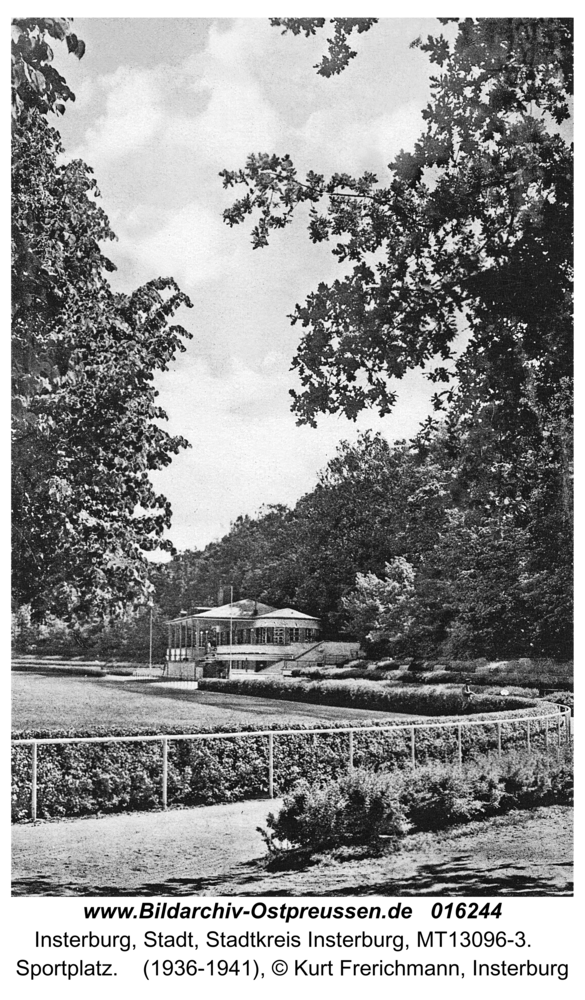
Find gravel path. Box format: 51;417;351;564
13;799;278;897
12;802;572;897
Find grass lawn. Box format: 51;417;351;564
12;672;401;733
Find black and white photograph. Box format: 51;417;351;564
11;13;573;909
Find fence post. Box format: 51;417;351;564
349;730;354;771
162;738;168;810
527;718;531;754
497;721;502;759
457;724;462;771
566;709;571;746
31;741;37;822
268;733;274;798
545;715;549;750
557;712;562;750
410;726;415;769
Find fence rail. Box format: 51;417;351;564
13;705;571;823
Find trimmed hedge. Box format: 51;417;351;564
198;675;536;716
426;659;573;691
542;691;574;715
444;658;488;673
290;666;372;681
289;667;541;699
12;702;566;822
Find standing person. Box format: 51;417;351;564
462;682;473;709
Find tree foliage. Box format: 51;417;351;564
222;18;572;429
213;17;573;659
12;21;193;621
12;18;85;118
269;18;378;77
341;558;416;650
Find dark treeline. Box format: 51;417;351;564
14;401;572;663
151;398;572;661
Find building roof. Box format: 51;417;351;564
191;599;276;620
257;608;320;621
168;600;320;624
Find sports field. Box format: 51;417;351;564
12;671;398;733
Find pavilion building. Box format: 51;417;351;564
166;599;322;677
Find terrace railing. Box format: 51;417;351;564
13;704;571;822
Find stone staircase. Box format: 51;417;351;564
253;641;362;676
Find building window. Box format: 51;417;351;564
274;627;285;645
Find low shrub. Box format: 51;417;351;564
398;765;487;831
291;665;404;682
475;660;573;692
261;770;409;852
445;660;480;673
290;666;371;681
375;659;401;670
262;749;573;853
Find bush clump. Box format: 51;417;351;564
262;749;573;853
261;769;409;851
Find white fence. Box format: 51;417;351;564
12;705;571;822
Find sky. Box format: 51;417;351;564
50;17;449;554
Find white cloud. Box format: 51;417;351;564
371;104;426;162
163;23;284;165
298;101;425;177
73;65;165;165
130;201;237;286
73;20;286;174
